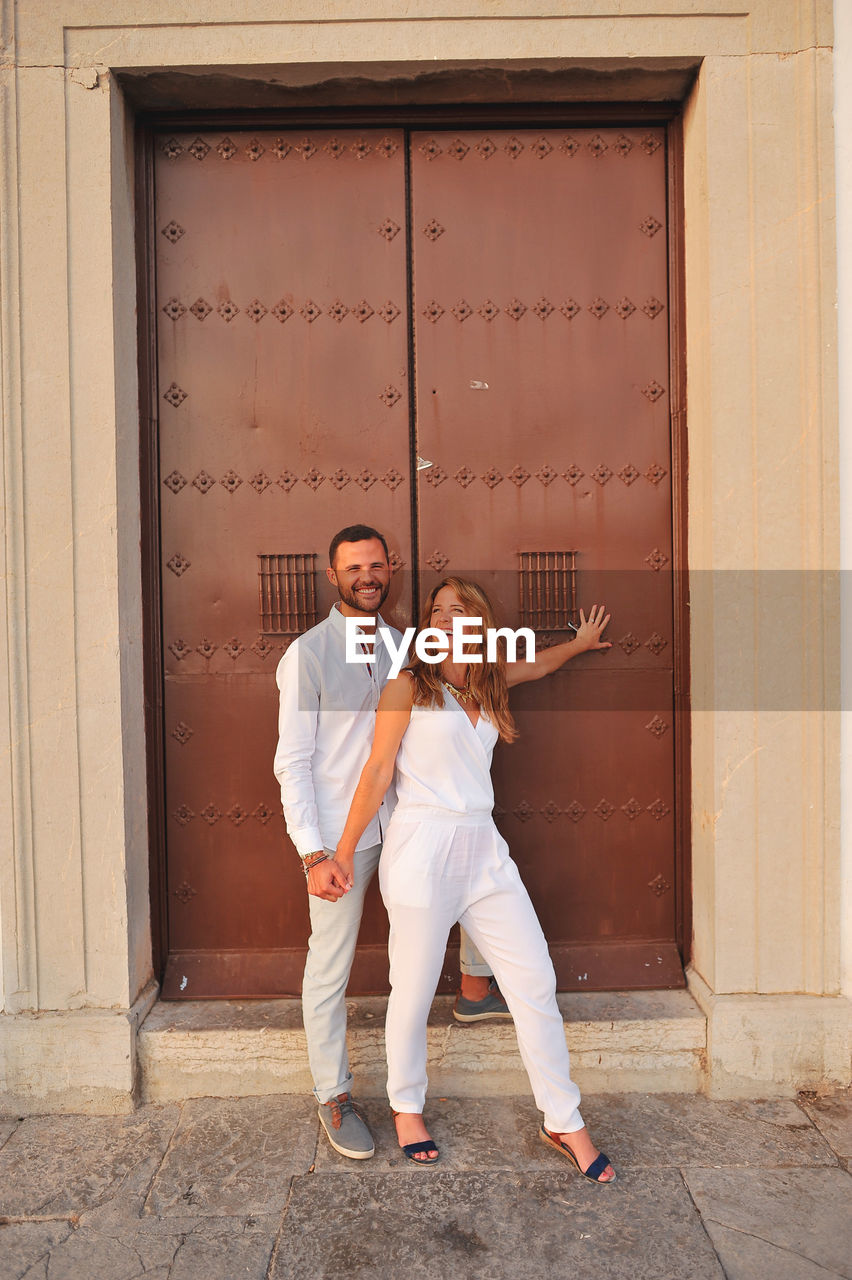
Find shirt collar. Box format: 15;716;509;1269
328;601;388;635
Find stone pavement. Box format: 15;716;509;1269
0;1090;848;1279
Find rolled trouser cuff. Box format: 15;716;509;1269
314;1073;355;1105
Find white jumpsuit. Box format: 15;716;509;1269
380;688;584;1134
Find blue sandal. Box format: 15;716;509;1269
539;1124;616;1183
392;1110;441;1166
401;1138;441;1166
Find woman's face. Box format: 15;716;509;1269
430;585;470;635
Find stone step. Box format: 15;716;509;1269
138;989;707;1103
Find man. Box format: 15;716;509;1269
274;525;507;1161
274;524;395;1159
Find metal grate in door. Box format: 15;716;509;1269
518;550;578;630
258;553;319;634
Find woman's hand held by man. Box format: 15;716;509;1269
335;848;355;889
307;856;353;901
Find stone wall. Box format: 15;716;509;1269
835;0;852;1004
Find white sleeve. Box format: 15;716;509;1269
273;644;324;857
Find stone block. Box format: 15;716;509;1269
0;1212;279;1280
689;970;851;1097
138;991;707;1102
799;1088;852;1159
143;1096;316;1217
0;1220;76;1280
272;1168;726;1279
683;1167;852;1280
587;1093;835;1171
0;984;157;1115
0;1105;179;1218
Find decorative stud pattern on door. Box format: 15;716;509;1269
411;127;681;990
155;129;411;997
152;123;684;996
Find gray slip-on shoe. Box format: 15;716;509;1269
452;979;513;1023
318;1093;375;1159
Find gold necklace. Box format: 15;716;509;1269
442;677;473;704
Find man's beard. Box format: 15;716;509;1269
337;578;390;614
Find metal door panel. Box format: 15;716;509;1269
155;130;410;995
496;672;676;935
412;127;680;989
409;130;670;495
163;680;294;944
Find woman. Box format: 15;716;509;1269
335;578;615;1182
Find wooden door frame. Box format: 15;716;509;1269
135;101;691;987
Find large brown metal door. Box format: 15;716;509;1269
411;127;683;989
153;129;413;997
149;121;685;997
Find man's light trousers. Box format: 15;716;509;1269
302;844;382;1104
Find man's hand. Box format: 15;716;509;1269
306;857;353;901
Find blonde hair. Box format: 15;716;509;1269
406;577;518;743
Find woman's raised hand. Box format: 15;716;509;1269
574;604;612;653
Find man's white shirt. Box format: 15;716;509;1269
274;603;404;857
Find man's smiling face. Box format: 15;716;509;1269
327;538;391;617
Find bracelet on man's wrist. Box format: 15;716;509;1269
301;851;328;877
